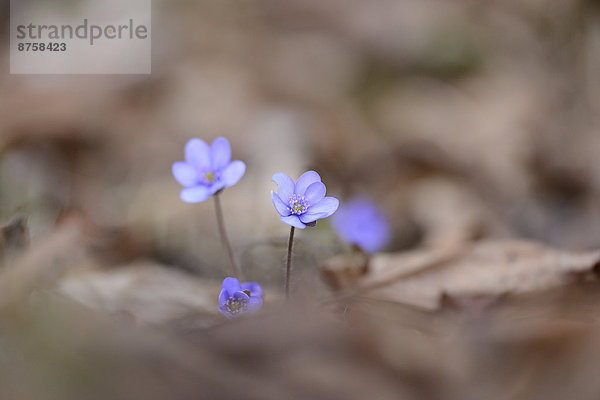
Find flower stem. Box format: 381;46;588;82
213;193;241;279
285;226;295;298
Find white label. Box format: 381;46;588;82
10;0;151;74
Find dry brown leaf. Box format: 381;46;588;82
321;252;369;290
345;239;600;310
0;220;86;309
57;263;224;326
0;216;29;267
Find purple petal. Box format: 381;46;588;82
221;160;246;187
218;289;229;306
180;186;211;203
271;191;291;217
299;212;329;224
280;215;307;229
304;182;326;205
232;291;250;301
246;296;263;313
295;171;321;196
211;137;231;170
172;162;198;187
219;305;233;319
241;282;263;298
359;230;391;254
209;181;226;195
331;197;391;253
271;172;295;202
222;277;242;293
185;139;211;170
305;197;339;217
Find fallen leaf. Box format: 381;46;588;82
0;216;29;267
57;263;224;326
337;239;600;310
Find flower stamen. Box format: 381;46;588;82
224;298;248;315
289;194;309;215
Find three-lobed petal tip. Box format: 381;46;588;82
173;137;246;203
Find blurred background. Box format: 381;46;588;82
2;0;600;399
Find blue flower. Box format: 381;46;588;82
331;197;391;253
172;137;246;203
218;277;263;318
271;171;339;229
